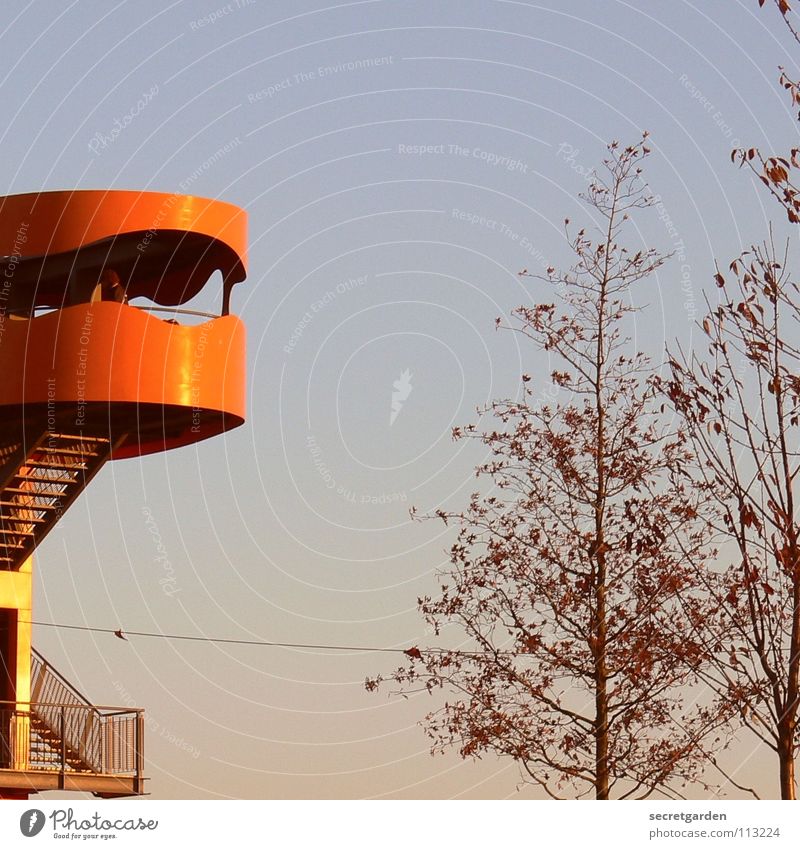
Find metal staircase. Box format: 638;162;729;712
29;650;103;774
0;433;145;796
0;434;114;570
29;714;97;773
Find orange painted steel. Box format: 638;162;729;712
0;190;247;310
0;189;248;457
0;304;245;458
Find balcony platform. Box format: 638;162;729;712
0;768;145;798
1;654;146;799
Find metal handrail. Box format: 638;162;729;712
134;305;219;319
0;700;143;713
1;702;143;776
20;651;143;776
31;648;94;707
30;303;220;320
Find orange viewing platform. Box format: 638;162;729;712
0;190;248;798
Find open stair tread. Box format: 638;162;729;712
0;431;115;570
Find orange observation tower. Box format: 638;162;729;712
0;190;247;799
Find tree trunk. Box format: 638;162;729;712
592;218;611;800
595;577;610;799
778;723;796;800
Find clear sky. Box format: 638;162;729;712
2;0;798;799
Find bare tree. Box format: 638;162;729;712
368;137;726;800
655;0;800;801
666;238;800;800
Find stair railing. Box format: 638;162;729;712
24;649;143;776
0;700;143;778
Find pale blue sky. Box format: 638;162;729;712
3;0;798;799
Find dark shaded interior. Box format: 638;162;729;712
0;229;245;316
